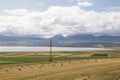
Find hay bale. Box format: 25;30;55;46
18;68;22;71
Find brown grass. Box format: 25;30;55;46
0;58;120;80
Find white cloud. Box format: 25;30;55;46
4;9;29;16
77;1;93;7
76;0;93;7
108;7;120;11
0;6;120;37
68;0;93;7
67;0;75;3
37;3;44;7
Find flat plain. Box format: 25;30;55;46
0;50;120;80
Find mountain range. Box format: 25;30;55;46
0;34;120;47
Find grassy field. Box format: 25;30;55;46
0;50;120;80
0;50;120;64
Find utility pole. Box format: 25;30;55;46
49;39;52;62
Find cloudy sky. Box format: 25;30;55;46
0;0;120;37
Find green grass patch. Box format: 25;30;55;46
91;54;108;57
0;55;49;64
54;56;113;61
0;50;120;64
53;51;84;54
108;53;120;57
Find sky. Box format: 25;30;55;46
0;0;120;37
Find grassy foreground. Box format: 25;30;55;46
0;50;120;80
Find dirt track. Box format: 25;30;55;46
0;58;120;80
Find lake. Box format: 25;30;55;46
0;46;111;52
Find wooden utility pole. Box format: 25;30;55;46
49;39;52;62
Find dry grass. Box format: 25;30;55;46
0;58;120;80
0;50;120;80
0;52;51;57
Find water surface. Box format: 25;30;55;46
0;46;111;52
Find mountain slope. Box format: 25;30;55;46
0;34;120;47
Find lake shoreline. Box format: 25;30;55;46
0;46;114;52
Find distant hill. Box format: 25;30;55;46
0;34;120;47
0;35;44;41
